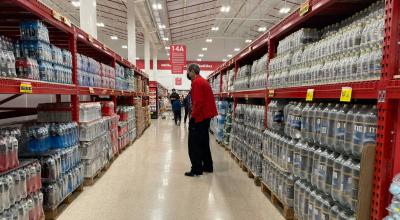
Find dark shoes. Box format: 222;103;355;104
203;168;213;173
184;171;203;177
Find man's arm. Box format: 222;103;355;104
191;83;206;122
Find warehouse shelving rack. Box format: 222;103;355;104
0;0;149;122
208;0;400;219
149;81;167;119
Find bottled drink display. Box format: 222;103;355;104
210;76;220;94
214;101;229;142
268;1;384;89
384;174;400;220
0;36;17;78
223;102;233;147
0;128;20;173
117;106;136;121
0;160;44;220
222;69;235;93
233;54;268;91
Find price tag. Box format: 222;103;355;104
63;17;72;27
299;0;311;16
20;82;32;94
102;89;107;95
52;10;62;21
268;90;275;98
306;89;314;101
88;35;94;43
111;90;115;95
340;87;352;102
121;90;124;95
89;87;95;94
245;95;249;100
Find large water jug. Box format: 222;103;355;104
344;105;360;155
352;105;377;158
320;103;334;147
334;104;350;154
327;104;341;150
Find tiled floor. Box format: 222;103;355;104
57;119;284;220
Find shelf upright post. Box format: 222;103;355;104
372;0;400;218
111;57;117;113
69;32;79;122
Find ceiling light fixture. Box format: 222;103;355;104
202;48;208;51
136;57;140;60
227;54;232;58
165;46;170;50
96;22;105;27
71;1;80;7
152;3;162;10
279;0;290;14
167;53;170;56
211;27;219;31
110;36;118;40
234;48;240;51
245;39;252;43
122;45;127;49
197;59;202;62
220;6;230;12
198;54;204;57
222;59;227;62
162;37;169;41
159;24;166;29
206;38;213;43
258;27;267;32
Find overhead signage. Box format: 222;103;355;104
170;45;186;74
175;77;182;86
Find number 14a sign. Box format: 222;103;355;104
170;45;186;74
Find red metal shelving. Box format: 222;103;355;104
0;78;77;95
231;89;267;99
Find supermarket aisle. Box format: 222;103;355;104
58;119;284;220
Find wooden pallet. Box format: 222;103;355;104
83;162;108;186
261;182;294;220
44;183;84;220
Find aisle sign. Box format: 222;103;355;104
299;0;311;16
170;45;186;74
306;89;314;101
20;82;32;94
175;77;182;86
340;87;352;102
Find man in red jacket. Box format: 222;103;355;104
185;63;218;177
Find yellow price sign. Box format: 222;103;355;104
268;90;275;98
88;35;94;43
89;87;95;94
340;87;352;102
20;82;32;94
52;10;62;21
63;17;72;27
299;0;311;16
306;89;314;101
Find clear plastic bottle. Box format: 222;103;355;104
311;147;322;187
320;103;333;147
351;105;371;158
327;104;341;150
335;104;351;154
344;105;360;156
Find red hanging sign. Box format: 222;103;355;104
175;77;182;85
170;45;186;74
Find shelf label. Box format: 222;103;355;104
63;17;72;27
121;90;124;95
306;89;314;101
52;10;62;22
89;87;95;94
102;89;107;95
20;82;32;94
268;90;275;98
299;0;311;16
340;87;352;102
111;90;115;95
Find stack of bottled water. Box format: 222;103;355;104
268;1;384;89
42;164;83;209
223;102;233;147
19;122;79;154
263;100;378;219
77;53;101;87
233;65;251;91
215;101;229;142
0;36;17;78
101;63;116;89
115;64;133;91
37;102;102;123
210;76;220;94
0;128;20;173
384;174;400;220
249;54;269;90
230;104;265;176
18;20;73;84
0;160;44;220
223;69;235;92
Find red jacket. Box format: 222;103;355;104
191;75;218;123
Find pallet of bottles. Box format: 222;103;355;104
83;161;108;186
230;151;241;165
261;181;294;220
44;183;84;220
241;162;262;187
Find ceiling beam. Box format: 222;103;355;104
223;0;248;33
169;19;213;30
170;12;219;25
168;0;217;12
169;5;220;20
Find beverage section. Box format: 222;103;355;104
0;1;150;219
208;0;400;219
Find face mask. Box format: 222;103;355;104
187;73;191;80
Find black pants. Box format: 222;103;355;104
173;110;181;124
188;118;213;173
184;108;191;123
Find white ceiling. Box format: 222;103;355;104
40;0;304;61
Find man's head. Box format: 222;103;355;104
172;89;176;93
187;63;200;80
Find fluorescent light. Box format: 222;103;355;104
71;1;80;7
167;53;170;56
165;46;170;50
198;54;204;57
211;27;219;31
222;59;227;62
197;59;202;62
136;57;140;60
152;3;162;10
234;48;240;51
258;27;267;32
227;54;232;58
279;7;291;14
159;24;166;29
110;36;118;40
245;39;252;43
162;37;169;41
202;47;208;51
206;38;213;43
96;22;104;27
220;6;230;12
122;45;127;49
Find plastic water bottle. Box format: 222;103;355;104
334;104;350;154
344;105;360;156
327;104;341;150
320;103;334;147
352;105;377;158
314;103;327;145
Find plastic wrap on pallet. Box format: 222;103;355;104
82;152;108;178
0;128;20;173
80;135;107;160
79;118;106;142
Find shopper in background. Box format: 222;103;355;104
170;89;180;122
183;91;192;124
172;98;182;125
185;63;218;177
